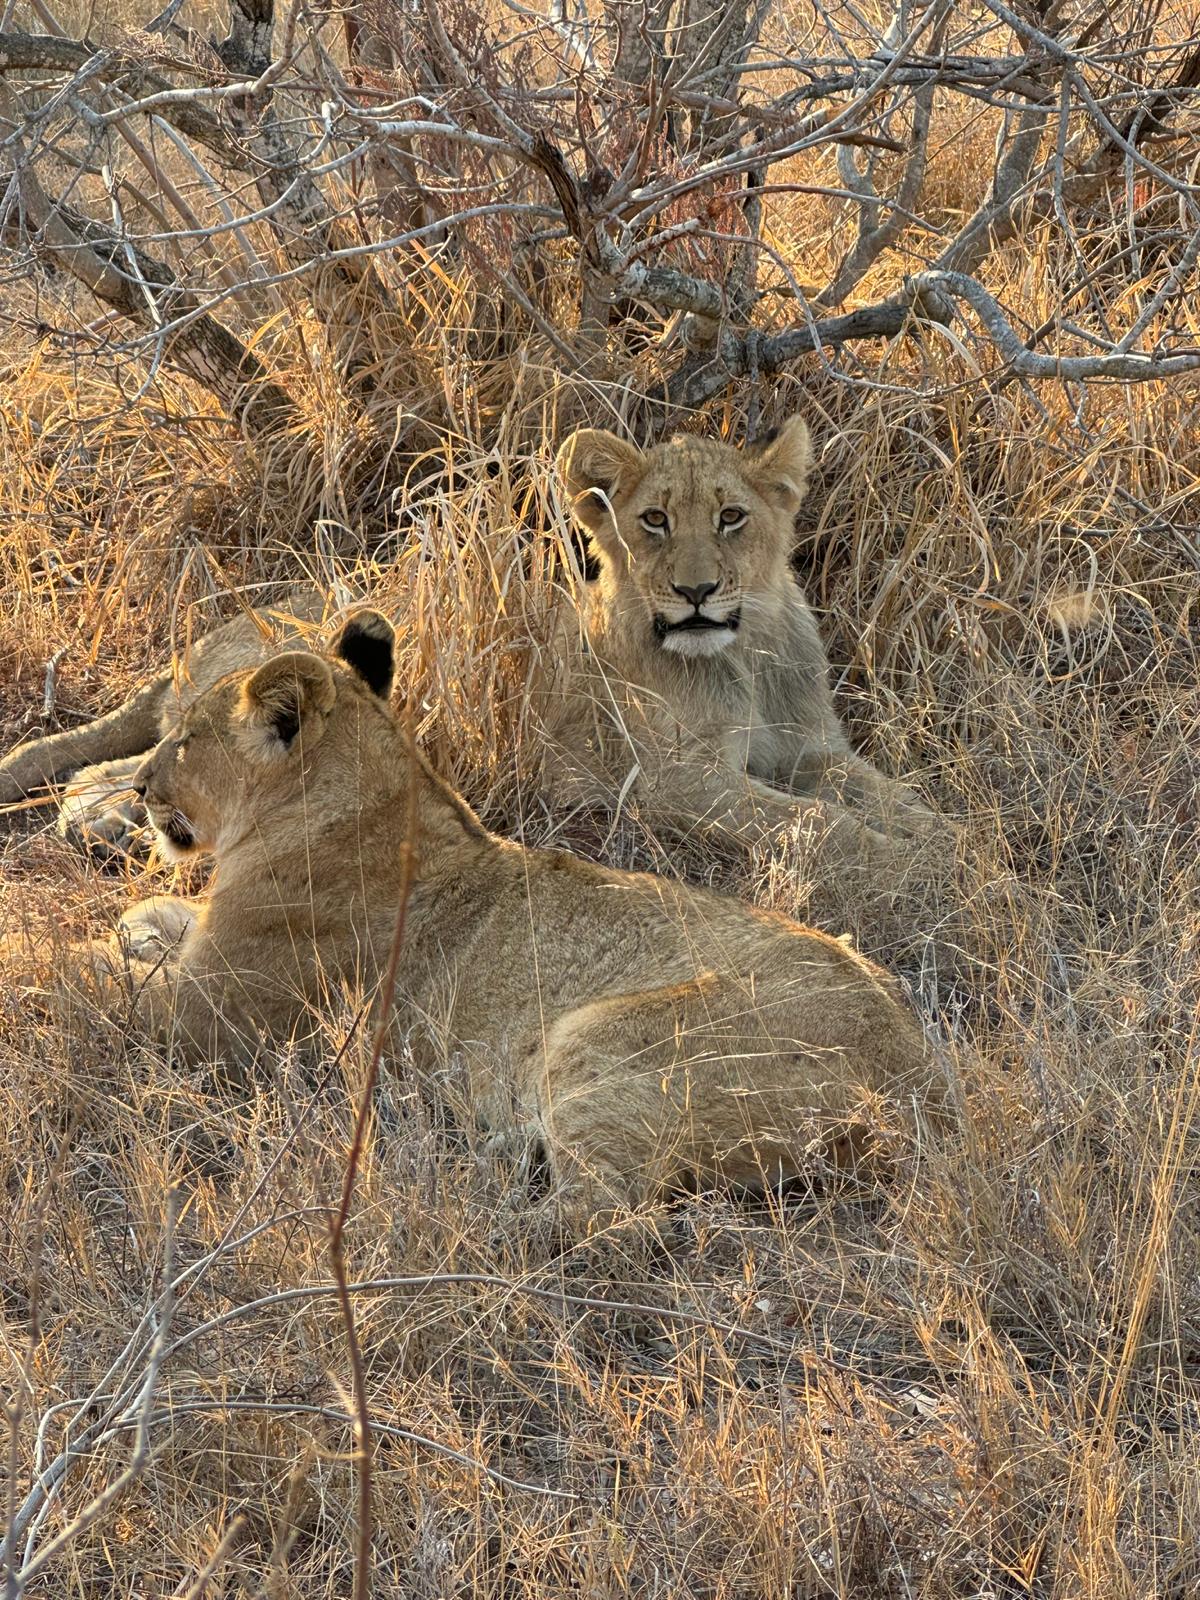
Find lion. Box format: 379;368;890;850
0;417;943;879
0;592;331;856
38;613;946;1226
543;415;942;865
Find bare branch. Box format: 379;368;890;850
818;2;949;307
910;269;1200;379
325;745;417;1600
0;31;249;165
668;264;1200;407
208;0;399;393
12;1190;179;1589
933;100;1053;275
3;0;1196;460
1;79;297;432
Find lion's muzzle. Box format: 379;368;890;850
653;605;742;656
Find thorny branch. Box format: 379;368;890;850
0;1;1198;430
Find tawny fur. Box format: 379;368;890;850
0;592;331;853
48;615;945;1226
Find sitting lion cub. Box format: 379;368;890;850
544;415;943;865
55;613;944;1224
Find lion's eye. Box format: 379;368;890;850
719;506;747;532
639;509;669;536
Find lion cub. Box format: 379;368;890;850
546;415;943;865
55;612;945;1225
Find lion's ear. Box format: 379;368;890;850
555;428;645;542
333;609;395;700
239;651;337;757
749;415;813;513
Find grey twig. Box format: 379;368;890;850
39;648;66;722
10;1189;180;1587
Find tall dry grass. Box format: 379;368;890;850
2;12;1200;1597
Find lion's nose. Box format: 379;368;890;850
132;775;148;800
672;580;718;608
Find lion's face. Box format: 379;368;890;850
134;676;248;859
556;417;813;660
132;611;396;861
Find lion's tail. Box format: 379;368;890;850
0;669;173;809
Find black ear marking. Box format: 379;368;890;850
341;632;393;698
333;610;396;700
273;704;302;746
240;650;336;758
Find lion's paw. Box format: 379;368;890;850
57;762;149;864
117;897;199;962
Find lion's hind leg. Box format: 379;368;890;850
527;976;865;1234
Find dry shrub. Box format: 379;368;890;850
2;2;1200;1594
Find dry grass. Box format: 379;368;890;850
2;11;1200;1595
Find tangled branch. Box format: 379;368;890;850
0;0;1196;450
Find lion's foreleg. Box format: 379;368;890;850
786;750;941;842
117;895;203;962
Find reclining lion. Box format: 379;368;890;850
0;417;942;875
0;592;331;857
43;613;945;1224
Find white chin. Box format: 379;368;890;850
151;827;195;863
662;627;736;658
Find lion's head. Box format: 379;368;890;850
555;417;813;660
132;610;396;860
